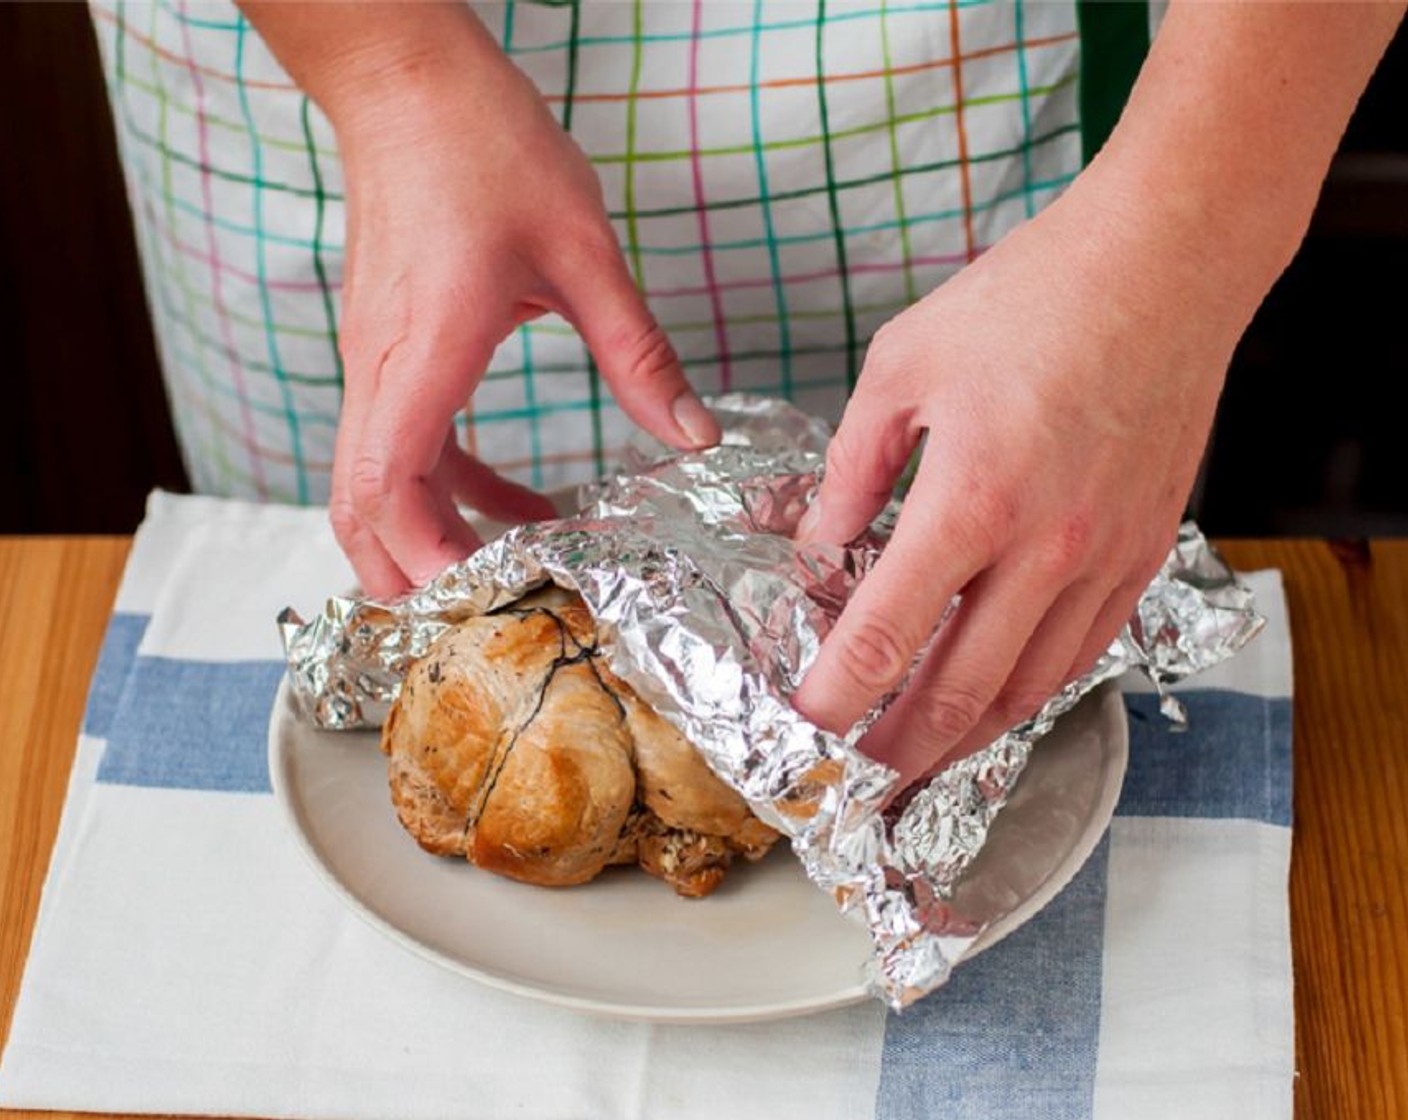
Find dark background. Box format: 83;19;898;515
2;3;1405;536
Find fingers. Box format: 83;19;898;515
329;331;414;597
937;577;1111;766
332;312;498;597
1065;579;1148;682
798;418;1139;784
437;440;557;525
348;456;479;591
851;560;1064;782
860;574;1150;787
793;450;999;735
553;244;720;451
328;506;407;598
795;339;922;546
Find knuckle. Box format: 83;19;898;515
338;322;414;389
950;491;1013;562
957;475;1019;540
916;685;987;746
615;322;679;389
1041;512;1096;575
824;427;864;479
347;454;394;521
863;318;908;372
835;619;914;695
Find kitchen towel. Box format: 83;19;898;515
0;491;1293;1119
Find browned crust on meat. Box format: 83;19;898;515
380;586;780;896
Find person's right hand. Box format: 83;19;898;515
286;8;720;597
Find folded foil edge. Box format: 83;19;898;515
277;395;1262;1009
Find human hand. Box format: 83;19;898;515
785;0;1408;788
792;169;1257;787
311;11;718;596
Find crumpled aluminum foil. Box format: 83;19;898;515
278;393;1263;1009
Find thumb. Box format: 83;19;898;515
557;248;720;451
797;375;921;546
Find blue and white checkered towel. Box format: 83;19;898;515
0;493;1293;1119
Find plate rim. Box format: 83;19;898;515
268;678;1127;1023
956;681;1128;960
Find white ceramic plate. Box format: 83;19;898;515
268;677;1126;1024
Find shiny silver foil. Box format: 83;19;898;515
278;394;1262;1009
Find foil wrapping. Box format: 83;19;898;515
278;394;1263;1009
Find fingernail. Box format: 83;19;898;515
671;392;720;449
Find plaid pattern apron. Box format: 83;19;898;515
91;0;1146;503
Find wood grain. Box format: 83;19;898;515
0;537;1404;1119
0;538;132;1120
1219;540;1408;1120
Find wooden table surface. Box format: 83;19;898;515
0;536;1404;1118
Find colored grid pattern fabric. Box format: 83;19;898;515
0;492;1295;1117
91;0;1100;502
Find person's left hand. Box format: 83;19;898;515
792;167;1259;788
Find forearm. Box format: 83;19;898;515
1081;1;1405;315
234;1;500;133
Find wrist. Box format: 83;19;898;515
1027;117;1314;376
1079;139;1311;324
239;2;500;147
1062;1;1406;338
1033;159;1270;360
